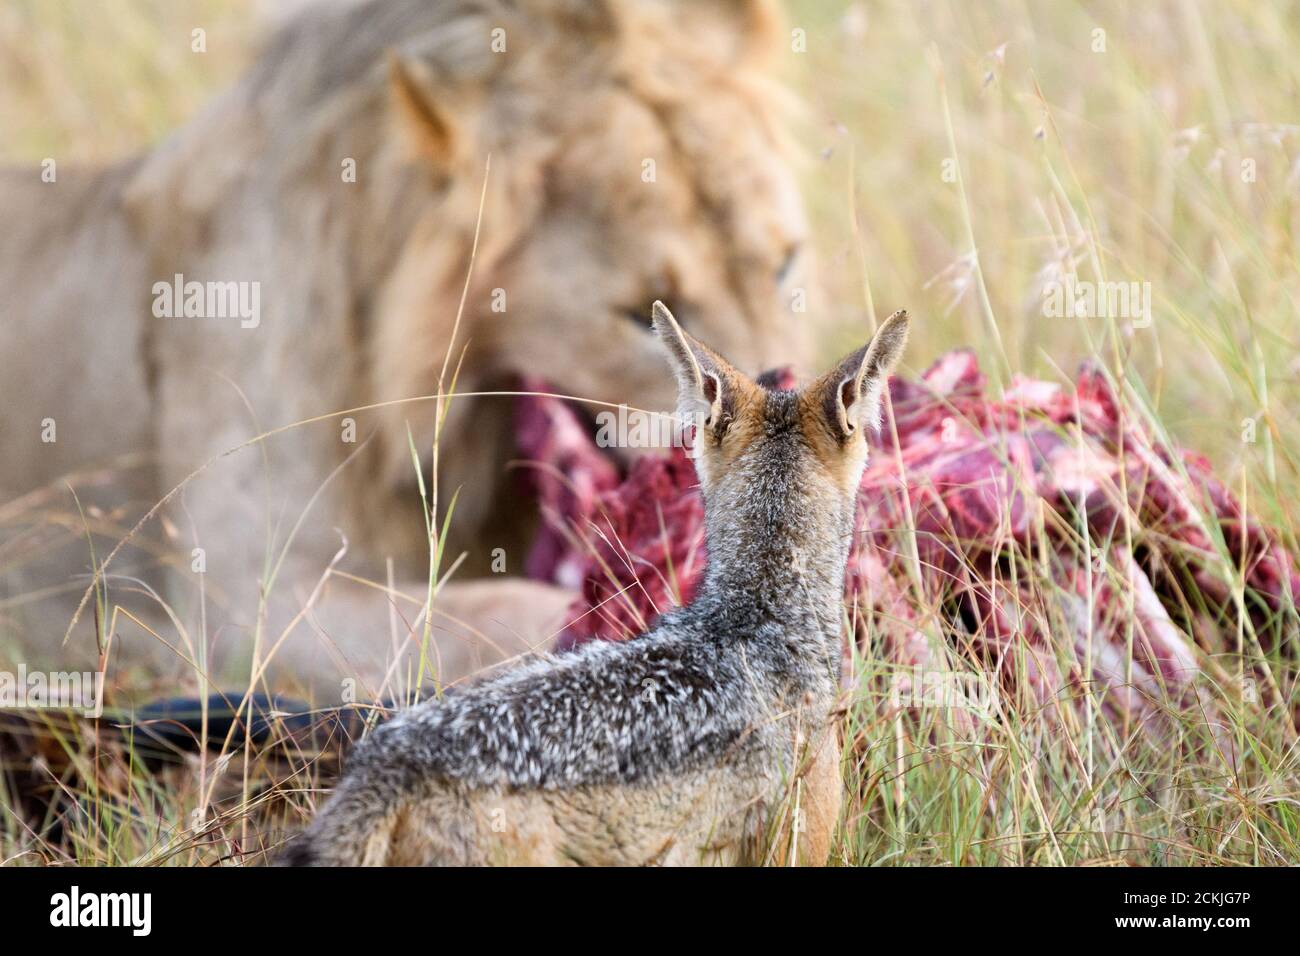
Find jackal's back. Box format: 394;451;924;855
286;619;836;865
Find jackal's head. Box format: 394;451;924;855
651;301;909;556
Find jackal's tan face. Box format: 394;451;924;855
651;302;911;500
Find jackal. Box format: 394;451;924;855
283;303;909;866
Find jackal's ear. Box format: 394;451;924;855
651;300;745;441
816;310;910;441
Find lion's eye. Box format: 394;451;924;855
775;243;800;285
622;298;683;331
623;307;652;328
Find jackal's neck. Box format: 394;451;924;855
690;458;856;645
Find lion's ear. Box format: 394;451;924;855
729;0;783;55
387;53;460;165
682;0;782;65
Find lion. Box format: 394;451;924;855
0;0;814;695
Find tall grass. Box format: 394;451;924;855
783;0;1300;866
789;1;1299;500
1;0;1297;865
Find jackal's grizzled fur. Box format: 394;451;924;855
283;303;909;866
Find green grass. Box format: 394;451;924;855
782;0;1300;865
1;0;1297;866
839;610;1299;866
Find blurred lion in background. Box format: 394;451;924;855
0;0;814;695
